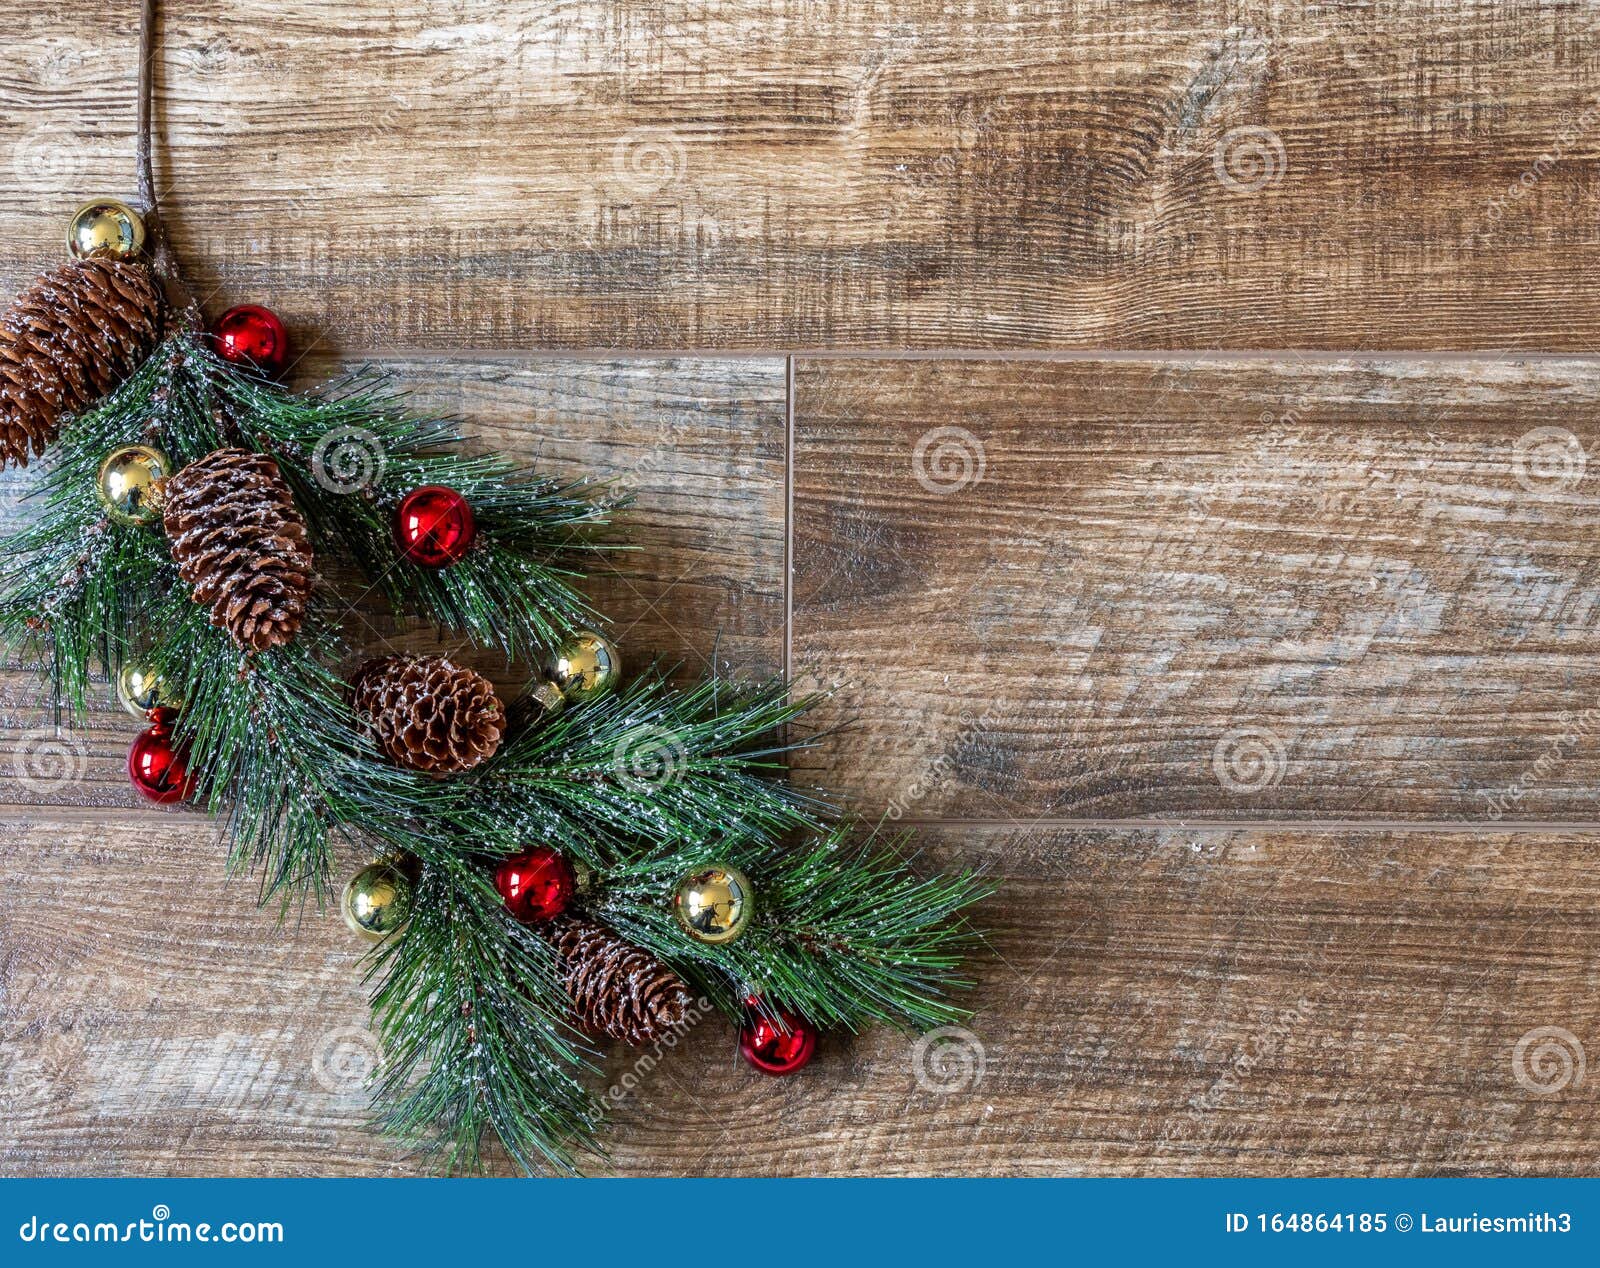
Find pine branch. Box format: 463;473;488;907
452;670;832;866
368;854;604;1174
0;343;206;714
0;506;167;716
0;402;451;902
217;361;623;662
2;334;621;672
29;334;233;478
0;313;995;1174
0;333;628;901
592;822;992;1032
146;591;448;903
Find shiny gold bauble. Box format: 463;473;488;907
67;198;146;260
116;663;182;717
551;630;621;703
95;444;170;525
341;861;414;941
673;864;753;945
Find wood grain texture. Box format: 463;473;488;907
0;354;784;810
0;811;416;1177
4;817;1595;1176
792;355;1600;821
3;2;1600;349
3;0;1598;1182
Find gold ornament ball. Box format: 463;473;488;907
67;198;146;261
96;444;170;525
673;864;753;945
552;630;621;702
116;663;182;717
341;861;414;941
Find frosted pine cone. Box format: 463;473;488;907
546;914;694;1045
161;447;314;651
0;258;163;467
349;654;506;776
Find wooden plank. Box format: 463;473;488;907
5;818;1594;1176
0;811;416;1177
0;354;785;808
611;826;1600;1178
3;3;1599;349
791;355;1600;820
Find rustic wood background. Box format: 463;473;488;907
2;1;1599;1176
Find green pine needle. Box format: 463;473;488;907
218;362;624;662
369;855;604;1174
593;822;993;1032
450;670;832;866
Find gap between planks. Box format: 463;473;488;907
893;818;1600;833
281;347;1600;365
4;803;1599;834
783;354;795;684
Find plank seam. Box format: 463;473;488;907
3;805;1596;833
783;354;795;684
298;348;1600;365
890;817;1600;833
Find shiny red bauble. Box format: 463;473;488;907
393;485;477;568
738;998;817;1076
494;847;575;922
127;709;196;804
213;304;290;376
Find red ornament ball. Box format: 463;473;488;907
494;847;575;922
127;709;195;805
738;998;816;1076
393;485;477;568
213;304;290;376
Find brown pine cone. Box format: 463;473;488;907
349;654;505;776
162;448;314;651
546;914;694;1046
0;258;163;467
